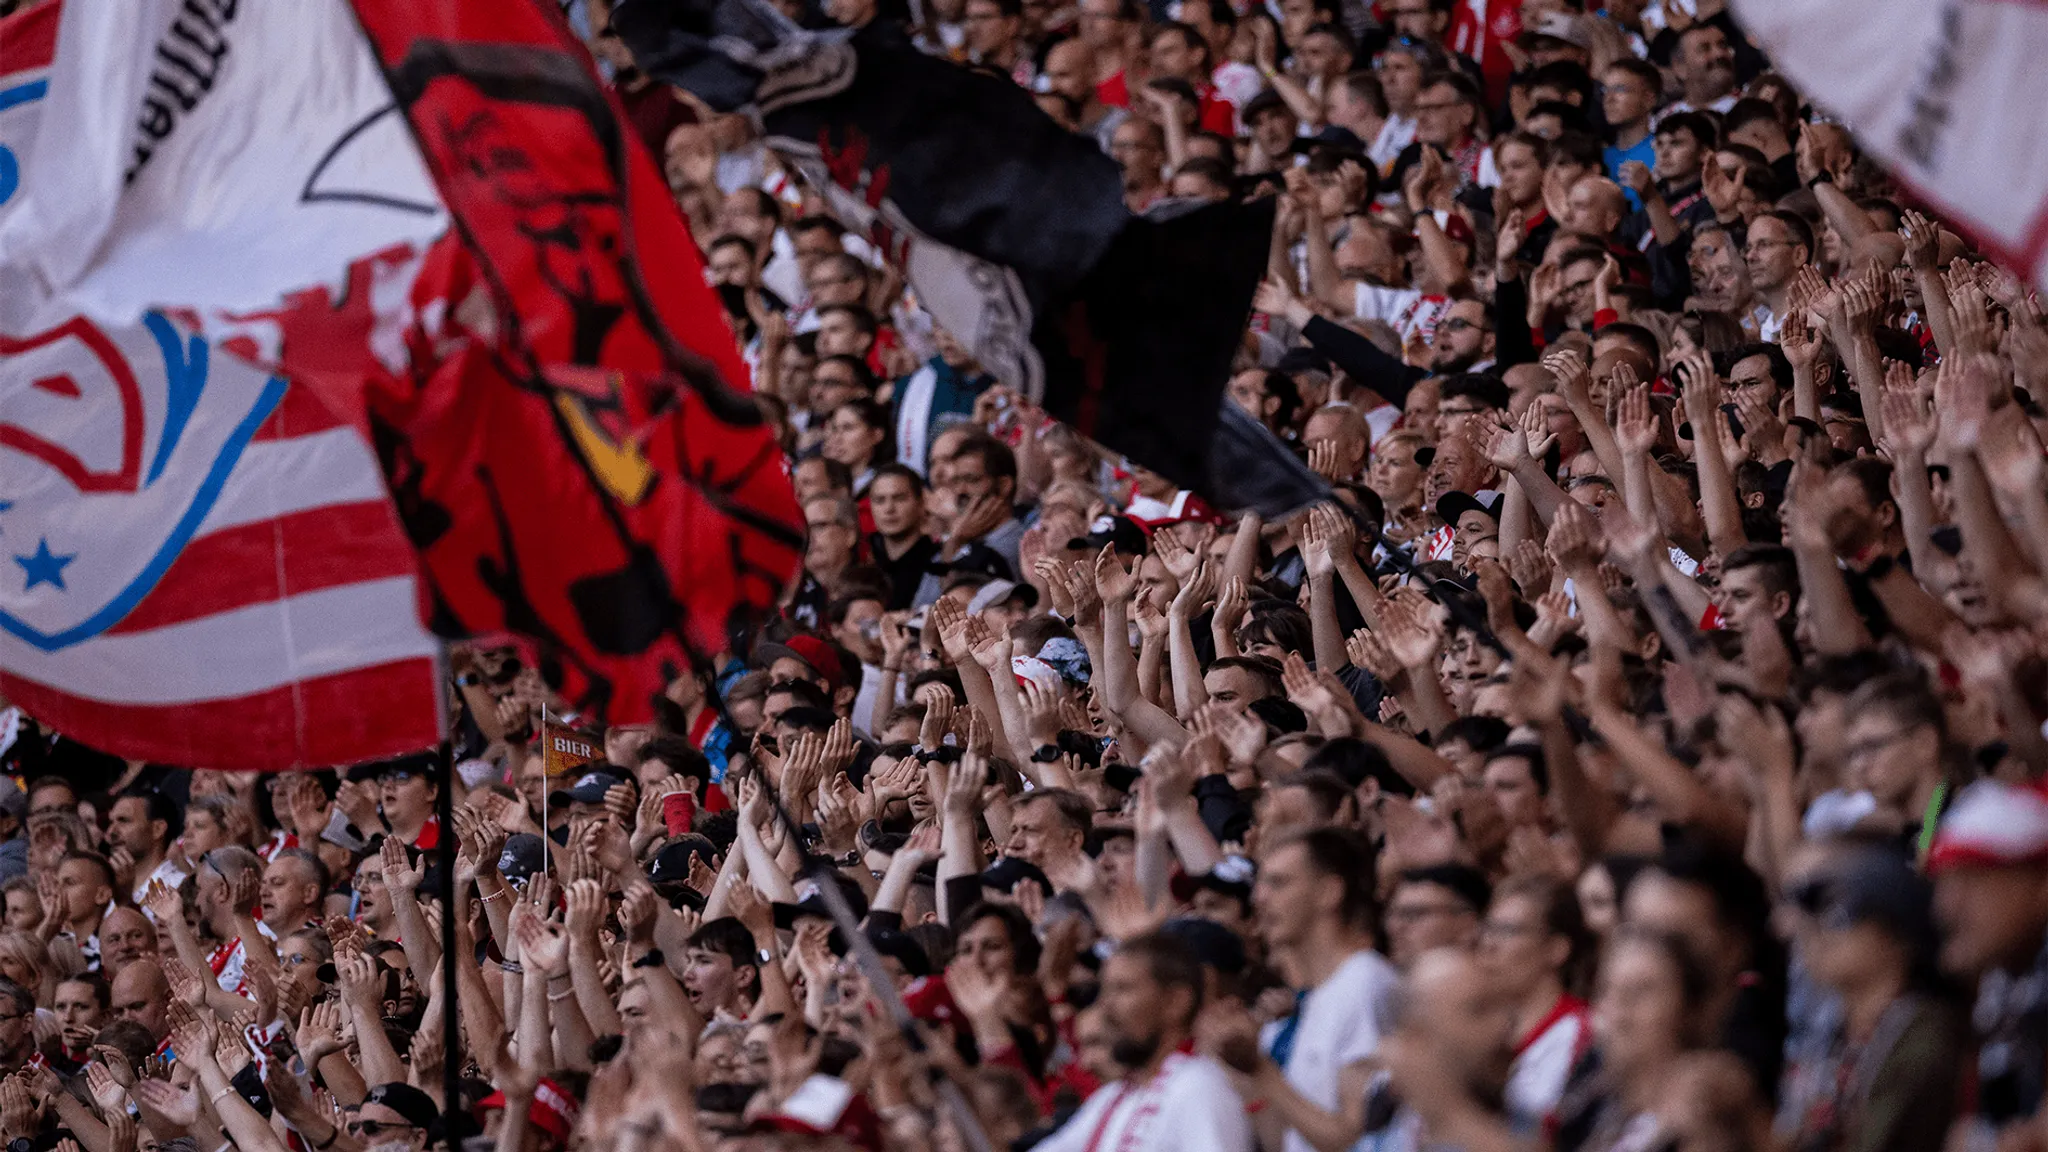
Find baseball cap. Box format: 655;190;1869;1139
1034;637;1093;685
1519;11;1590;48
1434;489;1504;530
865;929;932;977
772;872;871;930
476;1078;581;1142
646;835;720;886
1067;514;1150;556
1289;124;1368;162
755;634;846;693
0;777;23;820
345;750;438;784
547;771;626;808
364;1082;440;1131
968;579;1039;616
979;856;1051;897
497;834;549;884
1927;779;2048;873
1170;854;1256;905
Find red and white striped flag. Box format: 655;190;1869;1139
0;0;442;769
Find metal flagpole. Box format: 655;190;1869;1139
731;689;996;1152
436;735;463;1144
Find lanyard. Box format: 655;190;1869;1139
1917;780;1949;863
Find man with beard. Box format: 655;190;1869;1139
1429;298;1496;373
1032;933;1252;1152
1666;23;1740;117
1221;826;1399;1152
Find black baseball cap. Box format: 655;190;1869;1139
979;857;1051;896
772;872;871;930
548;771;625;808
364;1082;439;1130
345;750;438;784
1067;514;1149;556
647;835;720;886
1434;489;1504;530
497;833;548;883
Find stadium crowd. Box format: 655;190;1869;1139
7;0;2048;1149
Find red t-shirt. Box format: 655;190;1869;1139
1196;88;1236;136
1097;70;1129;108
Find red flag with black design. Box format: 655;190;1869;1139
302;0;804;724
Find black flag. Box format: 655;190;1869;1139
614;3;1326;517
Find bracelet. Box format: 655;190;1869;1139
499;960;523;974
210;1085;238;1105
547;988;575;1002
312;1122;340;1150
481;888;505;903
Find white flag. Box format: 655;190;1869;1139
0;0;446;331
1729;0;2048;290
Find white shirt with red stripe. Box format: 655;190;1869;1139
1033;1049;1252;1152
1505;994;1592;1126
207;920;278;996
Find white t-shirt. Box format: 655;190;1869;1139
1261;949;1399;1152
133;857;190;910
1034;1052;1253;1152
1371;116;1417;174
1504;995;1591;1124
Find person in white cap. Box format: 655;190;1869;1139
1927;778;2048;1149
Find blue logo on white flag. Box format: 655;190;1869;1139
0;314;285;650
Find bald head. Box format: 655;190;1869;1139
1044;39;1097;103
1565;176;1627;239
111;960;171;1040
97;906;157;975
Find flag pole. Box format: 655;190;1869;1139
436;734;462;1143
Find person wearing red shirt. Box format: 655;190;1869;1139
1147;22;1237;136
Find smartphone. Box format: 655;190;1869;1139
663;792;697;836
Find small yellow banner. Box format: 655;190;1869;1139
541;719;602;778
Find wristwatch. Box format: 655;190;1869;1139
757;947;775;965
1030;744;1064;763
631;949;666;969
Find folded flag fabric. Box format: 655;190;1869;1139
615;3;1326;518
0;0;803;765
1728;0;2048;293
0;0;440;770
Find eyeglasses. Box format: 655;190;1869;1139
352;1120;419;1139
1440;317;1491;334
1386;901;1472;925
